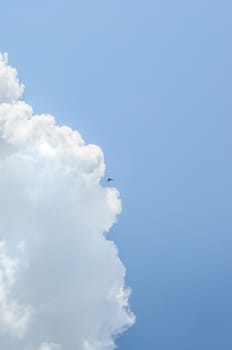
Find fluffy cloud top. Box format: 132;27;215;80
0;53;135;350
0;54;24;103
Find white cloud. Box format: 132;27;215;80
0;53;24;103
0;54;135;349
37;342;62;350
0;242;31;337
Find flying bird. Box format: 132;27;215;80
107;178;113;182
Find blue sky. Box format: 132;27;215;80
1;0;232;348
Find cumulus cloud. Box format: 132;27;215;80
0;53;24;103
0;53;135;349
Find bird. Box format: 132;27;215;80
107;178;113;182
